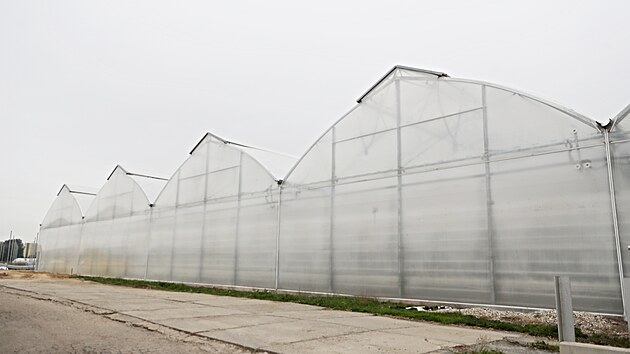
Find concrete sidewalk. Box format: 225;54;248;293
0;277;520;353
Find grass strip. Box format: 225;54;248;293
74;276;629;348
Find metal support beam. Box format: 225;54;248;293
274;187;282;290
604;130;627;319
198;140;212;283
482;85;497;304
143;208;154;280
396;78;404;298
329;127;336;293
233;152;244;286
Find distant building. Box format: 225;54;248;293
23;243;37;258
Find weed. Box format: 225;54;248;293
529;340;559;352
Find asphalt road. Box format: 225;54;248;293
0;288;251;354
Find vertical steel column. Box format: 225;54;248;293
396;78;404;298
329;127;337;293
75;219;86;275
482;85;497;304
233;152;244;285
168;171;181;281
604;130;626;318
274;186;283;290
198;141;212;282
143;208;154;280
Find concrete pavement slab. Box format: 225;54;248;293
268;329;446;354
122;305;250;320
314;314;419;330
156;313;293;333
269;309;371;320
1;277;523;353
198;318;367;349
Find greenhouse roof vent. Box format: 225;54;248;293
357;65;449;103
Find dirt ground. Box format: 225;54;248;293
0;270;70;280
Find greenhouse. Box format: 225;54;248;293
37;66;630;316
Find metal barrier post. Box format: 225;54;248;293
554;276;575;342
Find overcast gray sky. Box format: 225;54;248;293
1;0;629;242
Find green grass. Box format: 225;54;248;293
74;276;629;349
529;340;559;352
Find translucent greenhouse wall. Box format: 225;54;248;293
279;68;621;314
78;166;152;278
38;185;88;274
144;134;279;287
36;67;630;315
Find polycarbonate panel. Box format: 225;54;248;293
84;167;151;221
123;212;151;279
335;130;397;178
286;131;332;185
79;219;112;276
279;185;331;292
37;227;61;273
105;217;129;278
171;204;204;282
41;187;83;228
234;193;278;288
199;199;238;284
145;208;175;280
402;165;492;303
335;78;396;142
332;177;399;297
399;79;482;126
485;87;601;159
491;146;621;314
612;141;630;278
611;120;630;142
401;109;484;169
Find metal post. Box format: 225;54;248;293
143;208;154;280
395;77;404;298
198;140;211;283
329;127;336;293
604;130;627;319
554;276;575;342
168;171;181;281
274;186;282;290
482;85;497;304
75;220;85;274
233;152;244;285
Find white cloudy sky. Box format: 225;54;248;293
1;0;629;241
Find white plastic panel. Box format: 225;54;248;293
490;146;620;313
400;79;482;126
84;167;151;221
485;86;601;159
402;165;492;303
279;185;331;292
331;177;399;297
612;141;630;279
